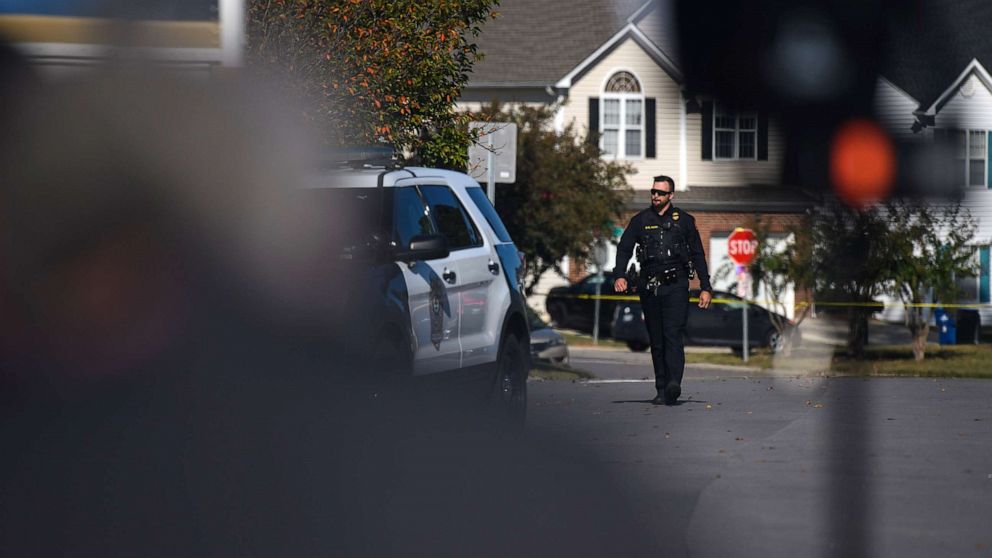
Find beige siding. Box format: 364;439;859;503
564;38;683;189
684;110;784;187
874;77;920;140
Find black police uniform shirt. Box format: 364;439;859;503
614;205;713;292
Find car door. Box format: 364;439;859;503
391;184;461;375
416;183;501;370
458;186;514;368
687;291;736;344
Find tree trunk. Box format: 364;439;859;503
846;309;869;358
911;330;927;361
906;305;929;361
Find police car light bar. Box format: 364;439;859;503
326;146;399;170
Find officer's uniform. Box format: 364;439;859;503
614;205;712;403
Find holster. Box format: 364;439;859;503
644;266;681;295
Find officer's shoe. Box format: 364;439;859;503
664;382;681;405
651;394;665;405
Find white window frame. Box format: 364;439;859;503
600;71;645;160
713;104;758;161
958;129;987;188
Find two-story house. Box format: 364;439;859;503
459;0;814;317
873;0;992;326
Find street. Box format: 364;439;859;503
526;346;992;557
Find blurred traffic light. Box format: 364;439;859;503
675;0;962;202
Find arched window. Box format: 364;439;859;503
601;71;644;158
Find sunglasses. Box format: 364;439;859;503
650;189;673;197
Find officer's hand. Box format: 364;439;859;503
698;290;712;309
614;278;628;293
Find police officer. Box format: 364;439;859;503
613;175;712;405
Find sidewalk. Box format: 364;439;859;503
799;317;938;347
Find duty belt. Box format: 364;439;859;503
644;265;681;295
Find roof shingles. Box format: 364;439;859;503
469;0;648;86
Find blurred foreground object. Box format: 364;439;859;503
0;59;651;557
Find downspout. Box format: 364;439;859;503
679;89;688;191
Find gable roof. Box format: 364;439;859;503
881;0;992;112
468;0;664;87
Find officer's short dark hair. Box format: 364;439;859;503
652;175;675;189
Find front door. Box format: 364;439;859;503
392;184;461;374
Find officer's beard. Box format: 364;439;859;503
651;199;671;213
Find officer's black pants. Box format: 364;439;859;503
639;279;689;396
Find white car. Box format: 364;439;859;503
305;149;530;427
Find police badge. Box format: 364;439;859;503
672;211;680;221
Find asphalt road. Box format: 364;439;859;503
526;347;992;557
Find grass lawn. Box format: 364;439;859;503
559;330;627;350
685;343;992;378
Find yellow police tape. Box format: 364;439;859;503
565;293;992;309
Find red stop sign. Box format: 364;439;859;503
727;228;758;266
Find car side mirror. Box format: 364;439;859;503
396;234;449;262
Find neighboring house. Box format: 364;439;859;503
0;0;244;76
872;0;992;325
459;0;814;317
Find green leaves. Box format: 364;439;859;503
246;0;498;168
470;102;633;294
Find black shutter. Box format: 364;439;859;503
588;97;599;144
646;97;657;159
757;113;769;161
701;101;713;160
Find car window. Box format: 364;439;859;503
304;187;387;261
420;185;482;250
466;187;512;243
393;186;436;249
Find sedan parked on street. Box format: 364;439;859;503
611;289;801;353
545;271;622;337
527;307;569;364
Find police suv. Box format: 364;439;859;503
306;149;530;424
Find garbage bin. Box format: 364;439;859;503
935;308;956;345
956;309;981;344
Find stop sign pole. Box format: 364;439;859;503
728;228;758;362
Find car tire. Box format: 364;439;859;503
765;329;785;354
627;341;649;352
547;301;567;327
490;332;528;433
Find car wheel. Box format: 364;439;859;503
766;329;785;354
490;332;527;433
627;341;649;352
547;301;567;327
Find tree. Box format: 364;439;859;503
808;202;892;357
246;0;498;168
747;217;814;356
881;199;979;361
470;102;633;294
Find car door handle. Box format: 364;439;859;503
488;260;500;275
443;268;457;284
